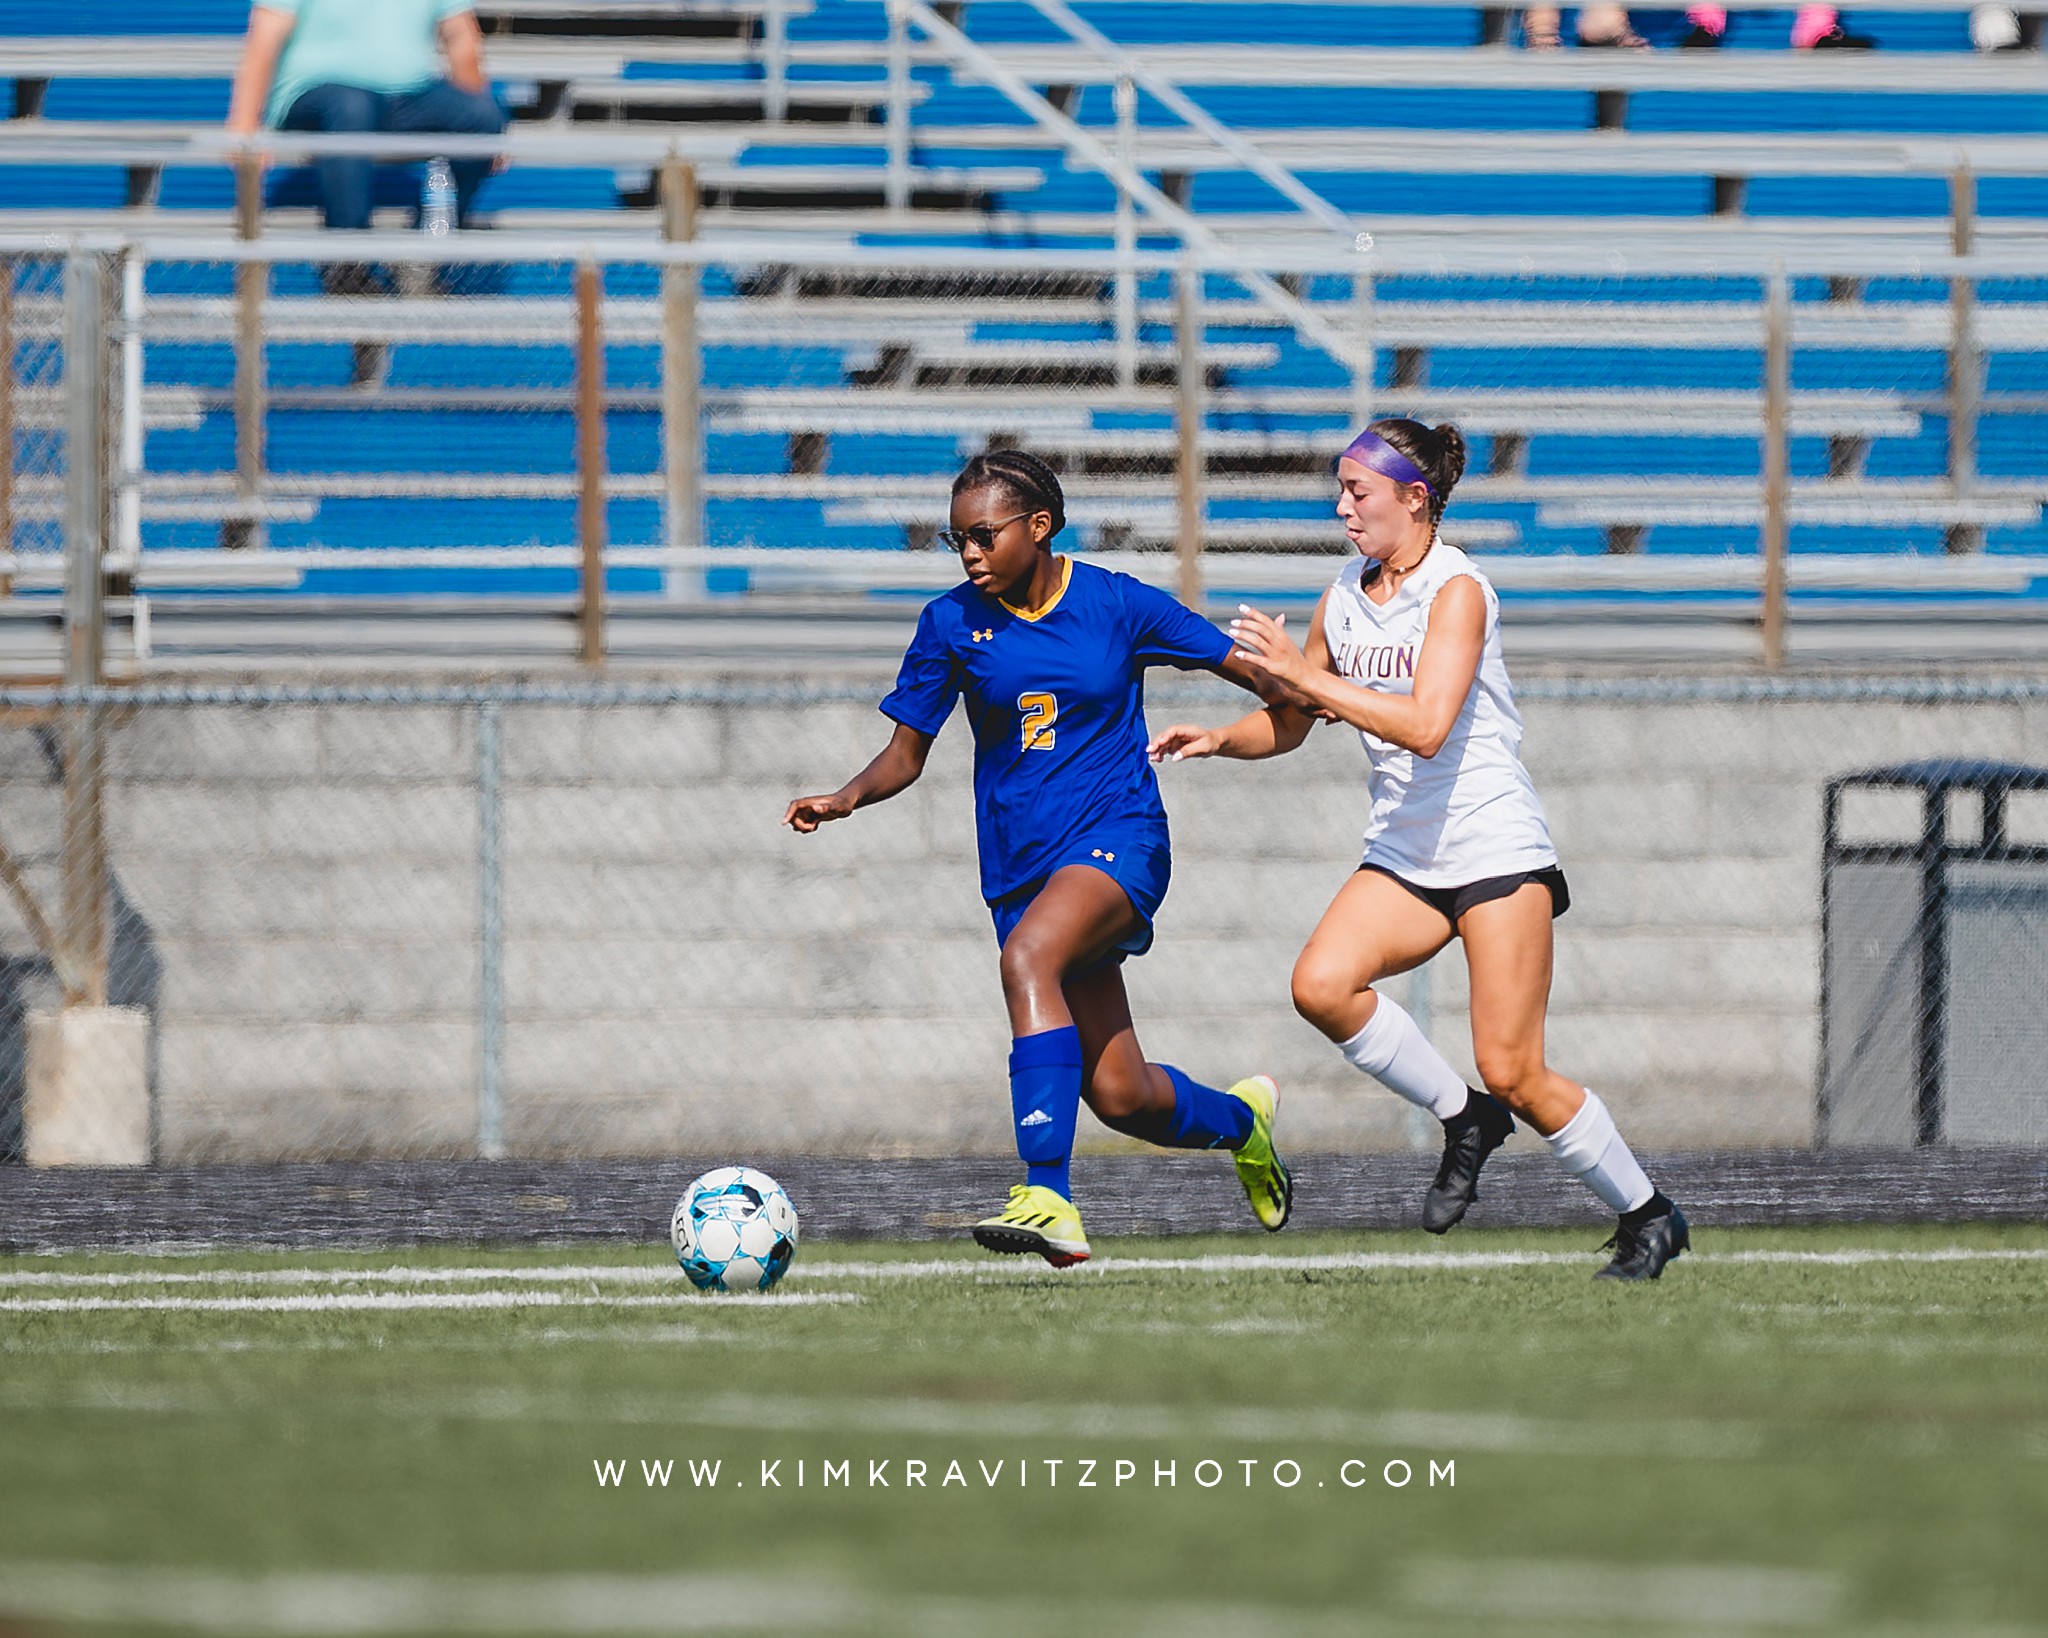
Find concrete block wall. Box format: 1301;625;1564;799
0;706;481;1160
2;683;2042;1160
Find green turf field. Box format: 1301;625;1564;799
2;1224;2045;1636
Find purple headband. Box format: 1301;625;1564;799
1340;429;1435;494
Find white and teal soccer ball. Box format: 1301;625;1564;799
671;1166;799;1293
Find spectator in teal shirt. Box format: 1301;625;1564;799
226;0;506;241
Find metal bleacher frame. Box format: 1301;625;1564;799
2;0;2046;674
7;228;2044;633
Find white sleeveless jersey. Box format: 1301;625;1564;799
1320;541;1557;887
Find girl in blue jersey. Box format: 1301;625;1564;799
784;450;1292;1266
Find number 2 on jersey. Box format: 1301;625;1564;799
1017;691;1058;753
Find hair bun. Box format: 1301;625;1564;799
1364;417;1465;525
1429;423;1469;493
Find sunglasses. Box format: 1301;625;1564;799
937;511;1036;555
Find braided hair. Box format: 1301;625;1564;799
951;448;1067;542
1365;419;1468;529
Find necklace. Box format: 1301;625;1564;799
1363;530;1437;592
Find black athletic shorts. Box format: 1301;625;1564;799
1360;862;1570;924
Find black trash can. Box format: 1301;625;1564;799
1820;760;2048;1147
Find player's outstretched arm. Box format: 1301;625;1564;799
1229;579;1485;759
1149;705;1313;764
784;722;934;831
1149;592;1331;764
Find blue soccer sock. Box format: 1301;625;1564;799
1010;1026;1083;1200
1159;1065;1256;1151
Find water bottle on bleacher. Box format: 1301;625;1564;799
421;157;457;237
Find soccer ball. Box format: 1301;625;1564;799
670;1166;799;1293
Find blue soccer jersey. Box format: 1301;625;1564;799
879;558;1233;903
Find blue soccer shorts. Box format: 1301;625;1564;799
987;841;1171;972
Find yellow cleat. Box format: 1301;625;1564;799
971;1183;1091;1268
1228;1075;1293;1231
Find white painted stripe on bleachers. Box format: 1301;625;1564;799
963;43;2048;94
1539;498;2043;528
1129;130;2048;179
99;546;2042;599
27;222;2035;284
75;293;2048;353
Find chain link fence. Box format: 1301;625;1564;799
4;678;2048;1165
2;253;73;571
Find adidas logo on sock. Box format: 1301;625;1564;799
1019;1109;1052;1127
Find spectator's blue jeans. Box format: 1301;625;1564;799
279;80;506;230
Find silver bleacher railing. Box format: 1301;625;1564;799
5;220;2047;678
6;11;2046;284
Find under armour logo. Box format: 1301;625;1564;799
972;628;995;642
1090;848;1117;862
1019;1109;1052;1127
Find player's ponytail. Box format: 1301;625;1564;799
1365;418;1466;528
952;448;1067;541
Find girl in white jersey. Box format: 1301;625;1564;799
1150;419;1688;1281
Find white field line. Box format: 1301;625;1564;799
0;1378;1767;1460
0;1566;854;1636
807;1251;1591;1277
1396;1558;1847;1629
1702;1247;2048;1267
11;1563;2037;1638
608;1389;1771;1459
0;1327;778;1357
0;1291;862;1316
0;1560;1740;1638
3;1245;2046;1292
0;1264;683;1289
18;1373;2048;1460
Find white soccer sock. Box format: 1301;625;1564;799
1338;995;1471;1122
1544;1089;1655;1213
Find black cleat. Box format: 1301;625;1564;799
1808;23;1876;48
1421;1089;1515;1234
1594;1195;1690;1281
